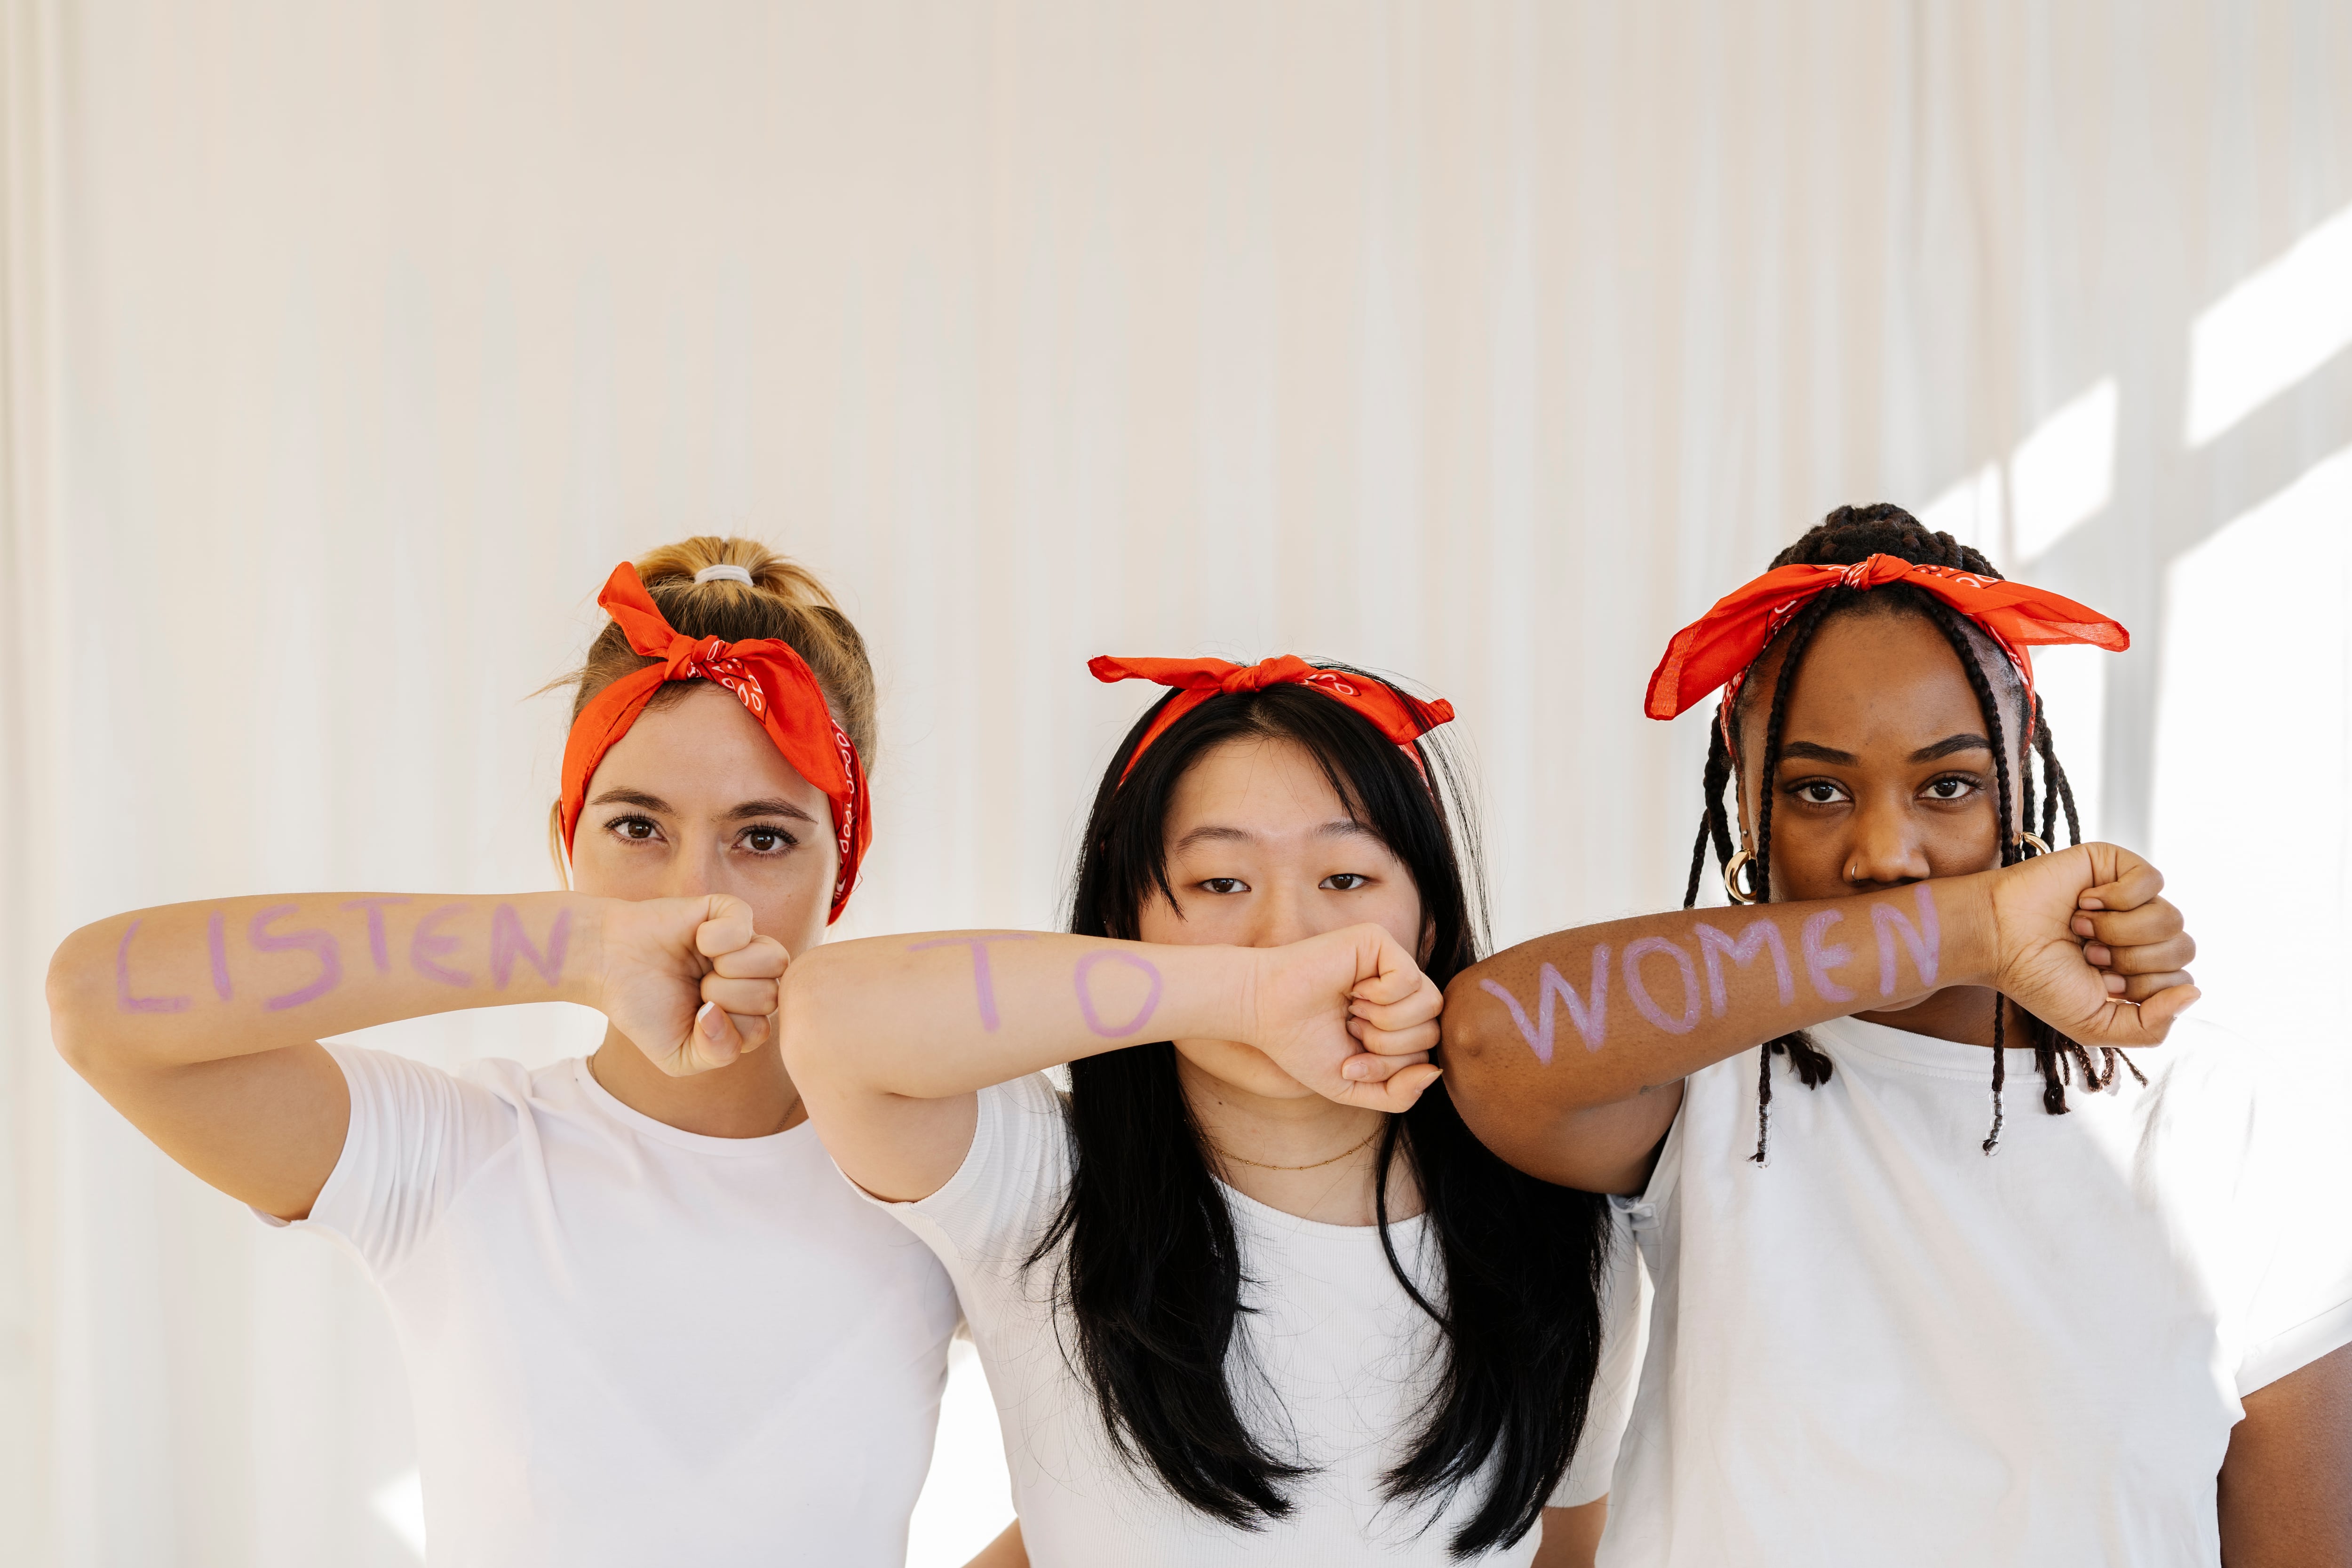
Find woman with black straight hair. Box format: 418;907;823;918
784;656;1641;1566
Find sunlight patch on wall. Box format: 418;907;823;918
1918;379;2116;565
1917;462;2003;556
371;1467;428;1560
2151;443;2352;1046
2026;645;2106;844
2010;379;2118;561
2185;202;2352;447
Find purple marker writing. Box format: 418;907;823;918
1622;936;1701;1035
250;904;344;1011
910;934;1039;1031
114;920;191;1014
1478;947;1611;1066
410;903;474;987
1073;951;1164;1038
1801;908;1856;1004
490;903;571;989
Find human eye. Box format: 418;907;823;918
1920;773;1982;803
605;814;664;844
1320;873;1372;891
1784;778;1850;806
1196;877;1249;895
737;824;800;857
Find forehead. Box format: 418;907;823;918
1164;736;1355;837
1744;609;1997;755
590;681;823;807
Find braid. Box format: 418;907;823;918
1683;716;1737;910
1921;601;2026;1150
2033;701;2082;847
1746;595;1839;1164
1698;501;2139;1167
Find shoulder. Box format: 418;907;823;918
888;1073;1071;1268
325;1041;519;1127
2124;1015;2314;1158
986;1068;1069;1129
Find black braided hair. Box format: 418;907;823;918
1740;594;1841;1162
1677;502;2137;1160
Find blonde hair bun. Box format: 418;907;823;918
634;533;842;613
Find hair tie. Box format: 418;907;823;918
562;562;871;921
693;564;755;586
1089;654;1454;784
1643;552;2130;743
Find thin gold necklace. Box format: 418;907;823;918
1210;1121;1383;1172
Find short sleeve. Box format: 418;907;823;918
856;1073;1072;1280
257;1043;516;1280
1552;1213;1648;1508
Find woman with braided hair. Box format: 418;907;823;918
1440;504;2352;1566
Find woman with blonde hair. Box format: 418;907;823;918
47;537;976;1568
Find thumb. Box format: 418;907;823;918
2131;984;2203;1037
685;998;746;1072
1348;925;1424;1009
2075;844;2164;913
1341;1062;1443;1114
694;894;758;959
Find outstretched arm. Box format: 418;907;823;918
1440;845;2198;1192
781;924;1440;1203
47;891;782;1218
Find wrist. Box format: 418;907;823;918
1220;943;1265;1047
1946;871;2002;989
564;894;614;1009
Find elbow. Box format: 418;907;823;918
1438;966;1622;1127
46;925;116;1077
776;945;844;1086
1437;970;1513;1091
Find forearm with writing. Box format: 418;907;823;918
1445;876;1995;1109
785;932;1252;1100
50;893;599;1067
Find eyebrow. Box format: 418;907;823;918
1776;733;1991;768
1171;819;1379;852
587;787;820;826
726;797;822;825
588;787;672;813
1907;733;1992;763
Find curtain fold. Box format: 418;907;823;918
1;1;64;1562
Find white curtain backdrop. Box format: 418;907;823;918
4;2;2348;1562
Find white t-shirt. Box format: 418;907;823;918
872;1073;1645;1568
267;1044;960;1568
1601;1013;2352;1568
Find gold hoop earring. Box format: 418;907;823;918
2016;832;2052;858
1723;847;1760;904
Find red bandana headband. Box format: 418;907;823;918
1643;553;2129;742
1089;654;1455;782
560;562;872;923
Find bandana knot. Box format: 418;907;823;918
1643;550;2130;744
1089;654;1453;783
665;636;771;720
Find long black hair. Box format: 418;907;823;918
1034;667;1614;1557
1683;504;2143;1161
